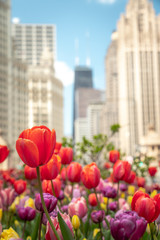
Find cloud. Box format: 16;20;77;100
97;0;116;3
54;61;74;86
88;0;116;4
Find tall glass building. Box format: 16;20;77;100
73;66;93;138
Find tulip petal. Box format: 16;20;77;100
16;138;39;167
30;128;51;165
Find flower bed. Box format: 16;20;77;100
0;125;160;240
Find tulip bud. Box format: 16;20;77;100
35;193;57;213
68;197;87;219
93;229;100;238
91;210;105;223
72;215;80;229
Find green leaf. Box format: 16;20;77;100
31;214;41;240
58;212;74;240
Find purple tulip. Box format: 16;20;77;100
18;207;36;221
35;193;57;213
91;210;105;223
120;183;127;192
61;205;68;213
102;185;117;198
108;201;117;211
58;190;65;200
42;210;58;225
110;210;147;240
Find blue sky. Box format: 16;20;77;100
12;0;160;137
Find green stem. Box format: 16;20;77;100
38;212;43;240
36;167;61;240
94;188;100;209
99;222;103;239
149;223;154;240
22;221;26;239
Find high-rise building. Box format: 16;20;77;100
12;23;63;141
73;66;93;137
12;23;56;65
9;43;28;167
0;1;29;168
74;88;105;143
0;0;11;143
103;0;160;155
28;48;63;141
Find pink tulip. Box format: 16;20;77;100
0;187;15;210
45;213;73;240
68;197;88;218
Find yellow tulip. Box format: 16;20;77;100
127;196;133;206
150;190;157;198
121;193;125;199
0;209;2;221
93;228;100;238
128;185;135;195
24;198;35;209
103;197;108;205
138;187;145;193
100;203;106;211
0;227;19;240
72;215;80;230
14;220;20;227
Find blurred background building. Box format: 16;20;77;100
12;23;56;65
73;66;93;138
0;6;63;168
102;0;160;157
0;0;11;149
12;22;63;142
75;88;105;143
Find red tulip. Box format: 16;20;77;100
14;179;27;195
24;165;37;180
148;166;157;177
125;171;136;184
137;177;145;187
131;191;160;222
60;167;67;181
42;177;61;198
0;145;9;163
59;147;73;165
40;156;60;181
109;150;120;163
88;193;97;207
104;162;111;169
54;142;62;154
67;162;82;183
16;125;56;168
81;163;100;189
113;160;131;182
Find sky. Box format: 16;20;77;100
12;0;160;137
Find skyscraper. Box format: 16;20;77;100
12;23;64;141
0;0;11;143
103;0;160;155
73;66;93;138
12;23;56;65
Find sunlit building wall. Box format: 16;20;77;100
0;0;11;144
12;23;63;140
103;0;160;155
87;102;105;140
12;23;56;65
28;49;63;141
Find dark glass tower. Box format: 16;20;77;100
73;66;93;138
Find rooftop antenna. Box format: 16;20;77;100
75;38;79;66
86;31;91;67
